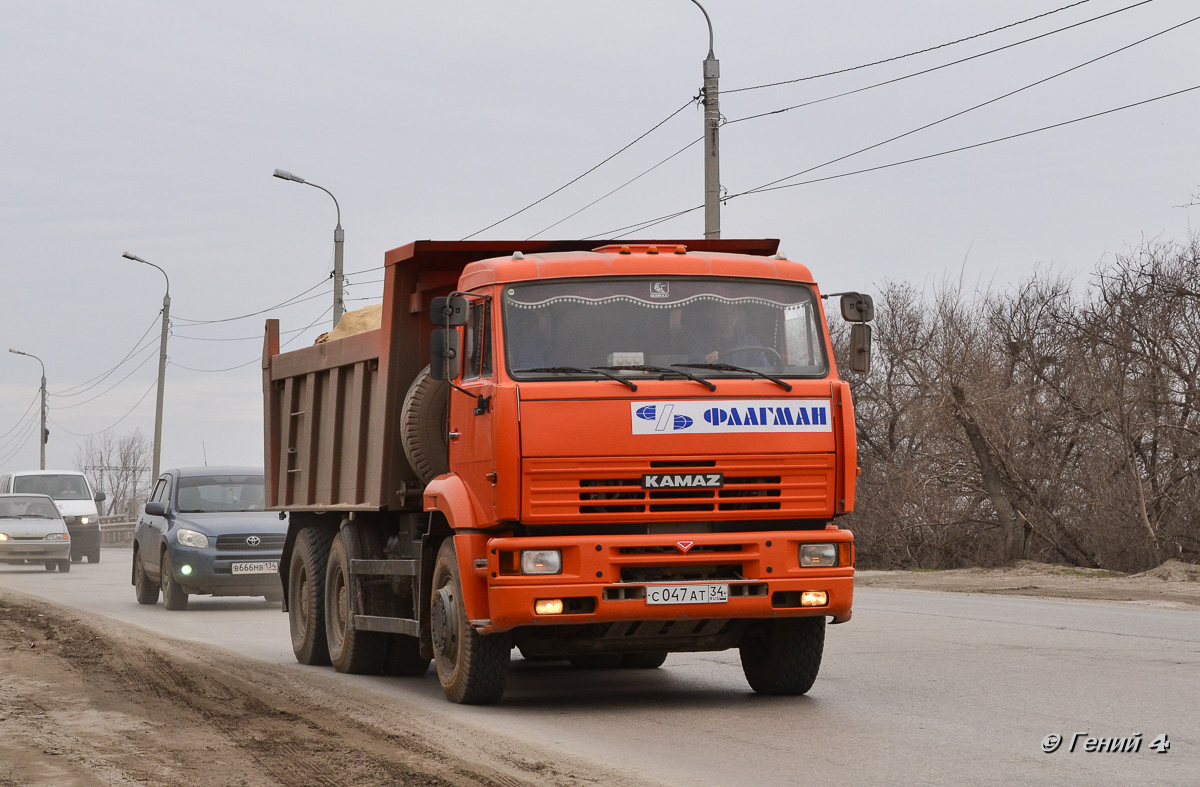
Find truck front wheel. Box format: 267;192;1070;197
325;530;389;674
739;616;825;695
430;539;510;704
288;527;334;666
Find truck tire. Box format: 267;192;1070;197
431;539;510;704
400;366;449;484
134;549;160;605
325;530;389;674
288;527;335;666
739;616;825;695
161;552;189;611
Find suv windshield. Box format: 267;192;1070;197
13;474;91;500
176;475;266;514
503;277;828;379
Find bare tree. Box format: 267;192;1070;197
74;429;152;518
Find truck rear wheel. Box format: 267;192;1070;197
288;527;335;666
325;530;389;674
739;616;825;695
400;366;449;484
431;539;510;704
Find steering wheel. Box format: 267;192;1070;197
719;345;782;365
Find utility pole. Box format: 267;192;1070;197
692;0;721;239
8;348;47;469
273;168;345;328
122;252;170;482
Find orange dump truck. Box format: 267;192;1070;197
263;239;872;704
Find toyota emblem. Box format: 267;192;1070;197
246;535;261;547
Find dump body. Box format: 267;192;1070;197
263;239;862;704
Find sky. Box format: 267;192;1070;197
2;0;1197;483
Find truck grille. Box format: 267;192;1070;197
524;455;835;523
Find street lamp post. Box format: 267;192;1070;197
8;348;47;469
273;168;344;329
691;0;721;240
121;252;170;482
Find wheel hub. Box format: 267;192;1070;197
431;585;459;661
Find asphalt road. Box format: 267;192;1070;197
2;548;1196;786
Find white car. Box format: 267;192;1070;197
0;493;72;572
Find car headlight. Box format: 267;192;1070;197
521;550;562;575
44;533;69;541
176;529;210;549
800;543;838;567
0;533;8;541
80;516;90;525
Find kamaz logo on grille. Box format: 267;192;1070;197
642;473;724;489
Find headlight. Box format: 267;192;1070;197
0;533;8;541
80;516;90;525
44;533;69;541
176;529;210;549
521;549;562;575
800;543;838;567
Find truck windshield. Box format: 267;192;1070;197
503;277;828;379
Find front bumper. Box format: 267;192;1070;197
476;529;854;633
0;540;72;562
168;544;284;596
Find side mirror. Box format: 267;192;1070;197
430;328;462;380
430;296;469;327
849;323;872;375
840;293;875;323
144;501;166;516
94;492;107;503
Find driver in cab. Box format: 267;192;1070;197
686;301;768;366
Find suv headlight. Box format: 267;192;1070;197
800;543;838;567
177;529;210;549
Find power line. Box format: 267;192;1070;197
51;342;159;411
723;0;1157;129
722;0;1101;95
50;313;160;398
0;410;39;466
172;277;331;325
170;305;333;373
0;390;39;439
531;137;703;239
47;378;158;438
744;13;1200;196
606;82;1200;238
462;98;697;240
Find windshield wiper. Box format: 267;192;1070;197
593;365;716;392
672;363;793;392
516;366;638;391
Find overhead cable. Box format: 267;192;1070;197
47;379;158;438
722;0;1103;95
462;99;697;240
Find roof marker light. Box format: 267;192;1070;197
674;245;687;254
513;251;525;259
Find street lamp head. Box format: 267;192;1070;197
122;251;147;264
8;348;21;355
273;168;306;184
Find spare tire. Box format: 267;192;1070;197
401;365;450;484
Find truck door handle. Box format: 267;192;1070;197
448;431;461;439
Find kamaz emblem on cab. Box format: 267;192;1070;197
642;473;724;489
